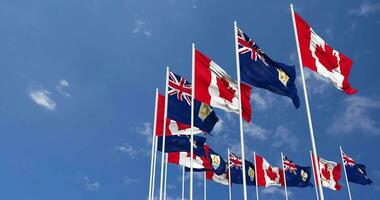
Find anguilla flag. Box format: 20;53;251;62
342;150;373;185
157;135;206;157
236;26;300;108
283;155;313;187
229;152;256;185
167;71;219;133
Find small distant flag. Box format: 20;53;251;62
229;152;256;185
155;93;203;136
168;151;211;170
167;72;219;133
194;49;252;122
237;26;300;108
205;147;229;185
157;135;206;157
293;12;357;94
255;154;284;187
282;155;313;187
342;150;373;185
316;156;342;191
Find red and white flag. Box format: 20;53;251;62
206;170;229;185
194;49;252;122
155;93;203;136
255;154;284;187
294;12;357;95
318;157;342;191
167;151;211;170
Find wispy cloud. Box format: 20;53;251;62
261;187;291;198
328;96;380;135
124;177;141;184
251;91;275;111
191;0;198;9
56;79;71;97
29;88;56;111
244;123;269;140
136;122;153;143
272;126;298;152
303;69;330;95
83;176;100;191
133;19;152;37
114;143;138;158
350;1;380;16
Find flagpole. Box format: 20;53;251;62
163;154;168;200
234;20;248;200
310;151;320;200
204;172;207;200
253;151;259;200
228;148;232;200
159;67;170;200
290;4;324;200
182;166;185;200
149;89;159;200
340;146;353;200
152;135;158;200
190;43;195;200
280;152;289;200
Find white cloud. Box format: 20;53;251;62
212;119;224;135
191;0;197;9
350;1;380;16
251;91;275;111
56;79;71;97
83;176;100;191
133;19;152;37
124;177;141;184
244;123;269;140
29;88;56;111
303;69;330;95
115;143;138;158
261;187;291;198
271;126;298;152
328;96;380;135
136;122;153;143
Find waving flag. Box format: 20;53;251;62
205;147;229;185
167;72;219;133
155;93;203;136
294;12;357;94
317;157;342;191
342;150;373;185
194;49;252;122
229;153;256;185
157;135;206;157
255;154;284;187
168;151;211;170
283;155;313;187
237;27;300;108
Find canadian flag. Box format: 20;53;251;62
294;12;357;95
194;49;252;122
155;93;203;136
255;154;284;187
167;151;211;170
318;157;342;191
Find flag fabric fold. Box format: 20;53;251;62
229;153;256;185
316;156;342;191
294;12;357;95
255;154;284;187
167;72;219;133
342;150;373;185
237;26;300;108
194;49;252;122
157;135;206;157
283;155;313;187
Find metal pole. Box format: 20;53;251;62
290;4;324;200
254;152;259;200
163;154;168;200
204;172;207;200
281;152;289;200
228;148;232;200
190;43;195;200
159;67;170;200
182;166;185;200
233;20;248;200
149;89;159;200
151;135;158;200
340;146;353;200
310;151;320;200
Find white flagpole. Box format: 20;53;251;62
149;89;159;200
204;172;207;200
163;154;168;200
151;135;158;200
280;152;289;200
182;166;185;200
233;20;248;200
190;43;195;200
253;151;259;200
290;4;324;200
228;148;232;200
340;146;353;200
310;151;320;200
159;67;170;200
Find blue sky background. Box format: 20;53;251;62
0;0;379;199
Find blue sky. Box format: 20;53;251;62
0;0;379;199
